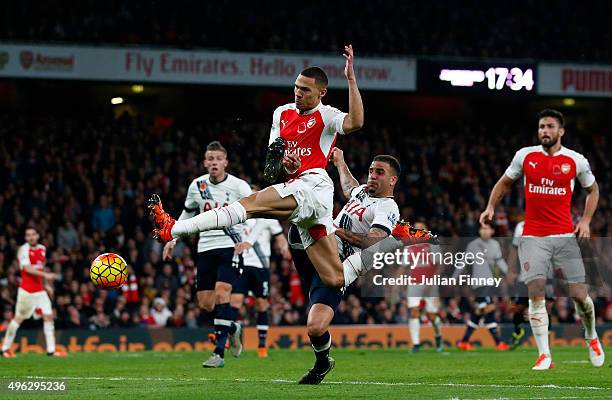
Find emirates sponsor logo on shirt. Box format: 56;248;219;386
528;177;567;195
285;140;312;156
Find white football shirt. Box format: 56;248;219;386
333;185;399;260
242;219;284;269
182;173;252;253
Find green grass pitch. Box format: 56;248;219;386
1;346;610;399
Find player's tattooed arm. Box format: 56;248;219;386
479;175;514;226
331;147;359;199
335;227;388;249
342;45;364;134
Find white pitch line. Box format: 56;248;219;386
449;397;612;400
450;396;612;400
4;376;610;392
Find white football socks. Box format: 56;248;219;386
171;202;246;238
342;253;362;287
409;318;420;346
574;296;597;340
529;299;550;356
43;320;56;354
432;315;442;337
1;320;20;352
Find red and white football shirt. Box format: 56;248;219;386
17;243;46;293
269;102;347;178
407;243;438;281
504;145;595;236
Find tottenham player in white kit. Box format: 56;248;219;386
2;227;66;358
162;141;251;368
480;109;604;369
231;215;289;358
290;148;400;384
150;45;367;297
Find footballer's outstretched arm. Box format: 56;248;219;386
331;147;359;199
479;175;514;225
342;45;364;134
335;227;388;249
22;265;58;281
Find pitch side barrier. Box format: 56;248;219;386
1;324;610;353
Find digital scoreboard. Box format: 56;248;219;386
419;61;536;94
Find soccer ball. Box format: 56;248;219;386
90;253;128;290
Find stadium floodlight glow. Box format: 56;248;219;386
563;98;576;106
111;97;124;105
131;84;144;93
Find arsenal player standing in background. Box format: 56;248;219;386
2;227;66;358
480;109;604;370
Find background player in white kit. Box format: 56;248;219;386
290;148;400;384
162;141;251;368
405;221;444;353
480;109;604;369
456;222;509;351
231;214;290;358
2;227;66;358
150;45;368;295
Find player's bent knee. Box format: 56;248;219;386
199;300;214;312
307;318;328;337
256;298;269;311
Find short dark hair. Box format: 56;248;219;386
300;66;328;88
206;141;227;155
538;109;564;127
25;226;38;233
373;155;401;176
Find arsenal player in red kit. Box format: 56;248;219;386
2;227;66;358
149;45;367;293
480;109;604;370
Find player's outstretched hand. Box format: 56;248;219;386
574;219;591;239
331;147;345;166
163;240;176;260
344;44;355;81
235;242;253;255
282;154;301;175
479;207;494;226
44;272;60;281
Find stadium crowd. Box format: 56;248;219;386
0;111;611;332
1;0;612;62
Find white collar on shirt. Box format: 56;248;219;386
297;102;322;116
